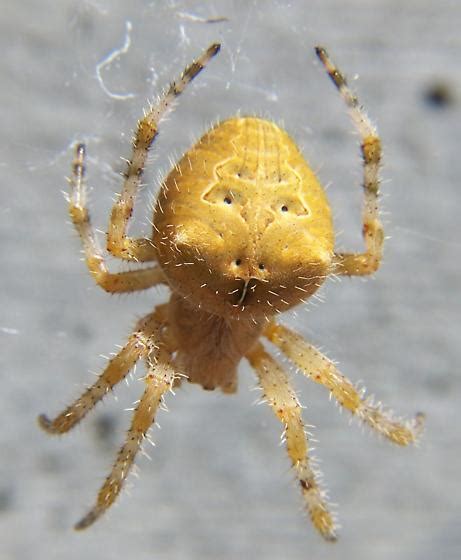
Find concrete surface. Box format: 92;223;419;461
1;1;460;559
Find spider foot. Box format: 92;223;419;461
37;413;57;434
310;505;338;542
74;507;103;531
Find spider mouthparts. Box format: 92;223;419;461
235;277;261;306
237;278;250;306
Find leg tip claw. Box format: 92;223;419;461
38;414;53;432
74;508;101;531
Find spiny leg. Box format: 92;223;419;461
246;343;337;542
265;322;424;446
75;343;177;530
107;42;221;261
38;308;167;434
69;144;167;292
315;46;383;276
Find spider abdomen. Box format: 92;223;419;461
154;117;334;319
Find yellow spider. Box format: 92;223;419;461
39;43;424;541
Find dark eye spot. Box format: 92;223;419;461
235;259;241;266
224;196;232;204
258;263;265;270
281;205;288;212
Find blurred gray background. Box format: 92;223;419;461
1;1;460;559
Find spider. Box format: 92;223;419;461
39;43;424;541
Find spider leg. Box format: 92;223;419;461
265;322;425;446
68;144;167;292
106;42;221;261
38;307;168;434
315;46;383;276
74;341;177;530
246;343;337;542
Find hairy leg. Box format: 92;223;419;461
246;343;337;542
106;43;221;261
265;322;424;446
69;144;167;292
316;46;383;276
75;344;177;530
38;307;168;434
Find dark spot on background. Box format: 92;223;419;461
423;81;455;109
0;486;14;513
92;412;118;449
37;451;68;474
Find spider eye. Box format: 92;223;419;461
224;196;232;204
272;197;310;216
235;259;242;266
258;263;265;270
